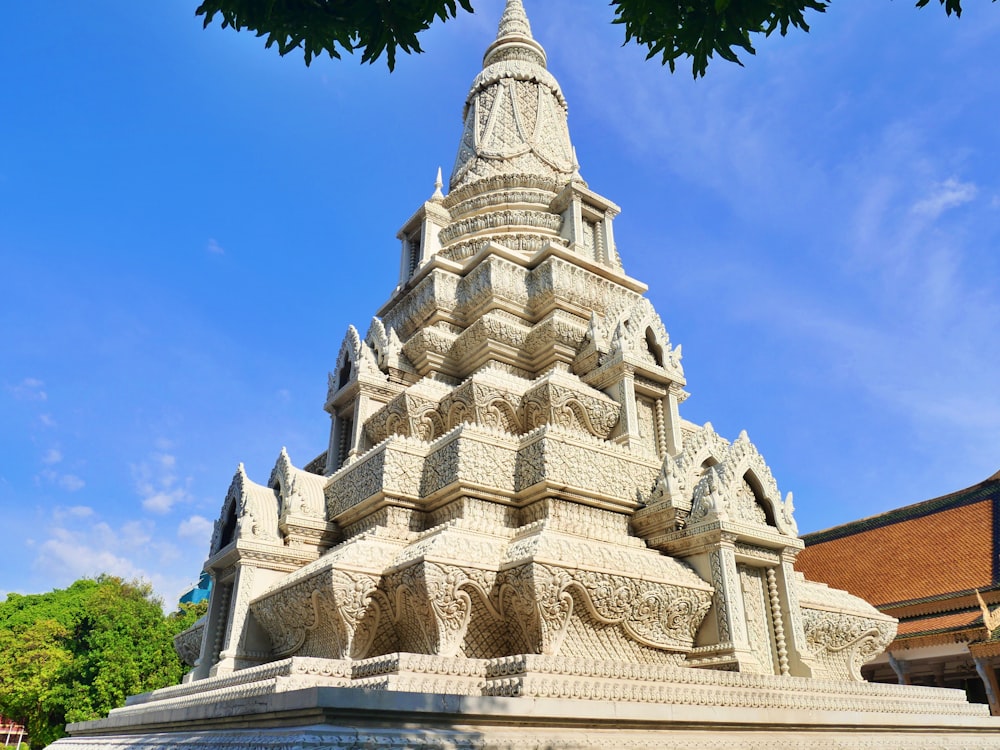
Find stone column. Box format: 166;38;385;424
195;574;232;680
663;388;683;457
888;652;912;685
974;656;1000;716
771;553;816;678
701;543;758;670
598;209;617;267
614;366;640;448
214;565;275;676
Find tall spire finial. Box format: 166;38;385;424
497;0;533;40
483;0;546;68
431;166;444;202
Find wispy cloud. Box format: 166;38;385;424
6;377;47;401
132;450;193;514
42;448;63;465
36;524;144;583
58;474;86;492
206;238;225;255
53;505;94;522
178;515;214;542
911;178;978;219
38;468;86;492
33;511;193;608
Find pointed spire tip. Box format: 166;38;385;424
497;0;533;40
431;166;445;201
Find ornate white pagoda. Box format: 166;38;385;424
56;2;1000;747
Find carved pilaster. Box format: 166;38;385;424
612;366;640;448
766;567;790;676
213;566;258;676
774;553;817;678
664;388;683;456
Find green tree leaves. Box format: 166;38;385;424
194;0;475;69
193;0;991;77
0;619;72;748
0;578;207;749
611;0;830;78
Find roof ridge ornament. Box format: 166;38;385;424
431;166;445;202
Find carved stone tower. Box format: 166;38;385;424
186;0;891;686
56;2;1000;747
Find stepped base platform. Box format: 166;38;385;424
55;655;999;749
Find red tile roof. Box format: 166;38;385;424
895;609;982;637
796;472;1000;607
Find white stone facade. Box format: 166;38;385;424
56;1;1000;746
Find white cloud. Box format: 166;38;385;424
911;178;978;219
31;509;196;608
132;451;193;515
53;505;94;522
6;377;47;401
38;414;56;428
38;469;86;493
42;448;63;465
141;490;186;514
206;238;225;255
121;520;154;548
178;515;214;542
36;526;145;583
58;474;85;492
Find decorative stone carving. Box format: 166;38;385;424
173;616;206;668
802;609;896;682
496;561;712;661
269;448;326;520
450;19;575;191
250;567;380;660
522;368;620;438
209;464;281;555
581;297;683;378
797;577;898;682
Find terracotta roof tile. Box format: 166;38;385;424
895;609;982;637
803;473;999;545
796;499;994;606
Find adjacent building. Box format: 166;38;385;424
797;470;1000;714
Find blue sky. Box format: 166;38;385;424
2;1;998;606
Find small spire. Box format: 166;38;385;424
497;0;533;40
571;146;587;186
484;0;545;68
430;166;444;202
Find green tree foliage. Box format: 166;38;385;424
195;0;475;69
194;0;991;77
0;577;206;749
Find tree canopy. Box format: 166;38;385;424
0;577;205;749
194;0;989;78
